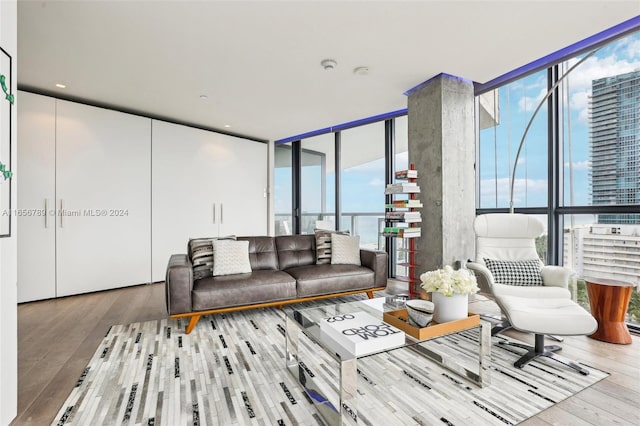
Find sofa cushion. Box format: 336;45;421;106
276;235;316;270
192;270;297;311
212;240;252;276
330;233;361;265
238;236;279;271
314;229;350;264
285;264;374;298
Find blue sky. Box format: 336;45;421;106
480;31;640;208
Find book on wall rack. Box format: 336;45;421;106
385;200;423;209
385;211;421;222
384;183;420;194
383;228;421;238
395;169;418;179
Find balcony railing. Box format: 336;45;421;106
275;212;386;250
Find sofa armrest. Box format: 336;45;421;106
466;261;495;295
360;249;388;288
165;254;194;315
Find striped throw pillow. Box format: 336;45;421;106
314;229;350;264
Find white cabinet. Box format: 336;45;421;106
55;100;151;296
17;92;56;302
18;92;268;296
17;92;152;301
151;120;267;281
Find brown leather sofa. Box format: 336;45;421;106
165;235;388;333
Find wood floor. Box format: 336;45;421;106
12;283;640;426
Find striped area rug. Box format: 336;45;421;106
52;299;608;426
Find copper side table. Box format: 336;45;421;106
585;278;634;344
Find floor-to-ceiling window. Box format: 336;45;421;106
274;143;293;235
301;134;335;234
559;31;640;326
478;69;549;211
477;29;640;328
340;122;385;249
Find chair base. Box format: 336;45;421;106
500;334;590;376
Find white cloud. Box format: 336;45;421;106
564;160;589;171
480;177;547;206
514;40;640;123
368;178;385;187
517;87;547;112
562;51;640;123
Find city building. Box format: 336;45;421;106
589;70;640;224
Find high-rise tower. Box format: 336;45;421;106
589;70;640;224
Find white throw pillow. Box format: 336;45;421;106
330;233;361;265
212;240;252;276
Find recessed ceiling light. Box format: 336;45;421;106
55;83;66;88
320;59;338;71
224;124;231;128
353;66;369;76
199;94;208;100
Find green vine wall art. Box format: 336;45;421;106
0;74;14;104
0;72;12;180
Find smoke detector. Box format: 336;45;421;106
321;59;338;71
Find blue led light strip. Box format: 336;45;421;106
275;109;407;144
475;15;640;94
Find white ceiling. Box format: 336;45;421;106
17;1;640;142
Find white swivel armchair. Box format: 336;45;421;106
467;213;597;375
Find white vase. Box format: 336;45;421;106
431;292;468;323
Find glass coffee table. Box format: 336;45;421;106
285;298;491;426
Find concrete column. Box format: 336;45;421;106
408;73;476;287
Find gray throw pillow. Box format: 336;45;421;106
483;258;544;286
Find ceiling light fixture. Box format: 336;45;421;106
55;83;66;88
224;124;231;128
320;59;338;71
353;66;369;76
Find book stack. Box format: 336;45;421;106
384;182;420;194
386;167;421;298
385;211;422;223
383;227;421;238
395;169;418;179
319;311;405;357
385;200;423;209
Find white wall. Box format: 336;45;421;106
0;1;17;424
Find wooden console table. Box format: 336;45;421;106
585;278;634;344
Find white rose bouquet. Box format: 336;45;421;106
420;265;479;296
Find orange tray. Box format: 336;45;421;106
383;309;480;340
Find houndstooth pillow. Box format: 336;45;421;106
483;258;543;286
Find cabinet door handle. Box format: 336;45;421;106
44;199;48;228
60;199;64;228
213;203;216;224
220;203;223;224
